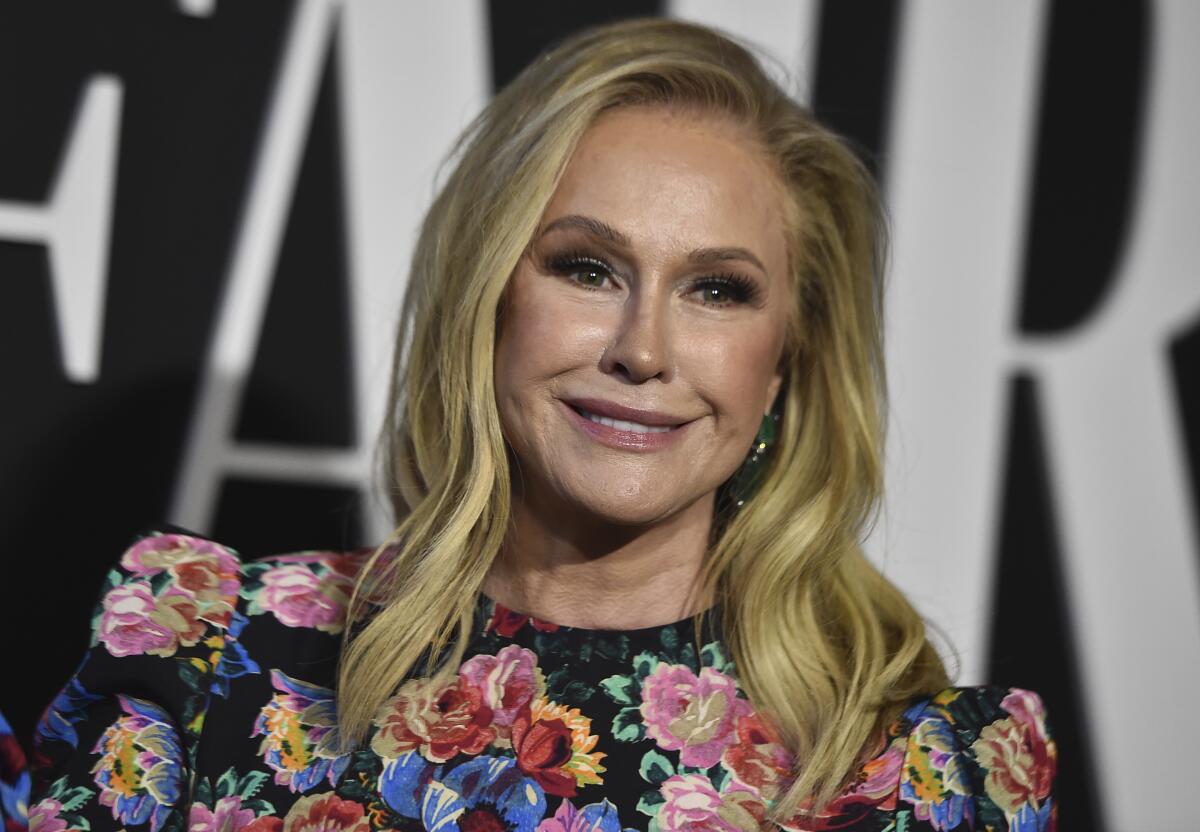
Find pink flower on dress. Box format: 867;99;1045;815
459;645;543;740
1000;690;1052;749
28;799;69;832
971;690;1056;823
188;796;259;832
535;797;624;831
640;664;751;768
119;534;240;628
122;535;239;582
97;584;204;658
256;564;349;632
656;774;766;832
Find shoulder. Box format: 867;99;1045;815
30;527;380;830
43;525;374;741
95;525;375;648
894;684;1058;832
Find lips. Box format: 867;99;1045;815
562;397;688;428
575;408;671;434
559;397;692;451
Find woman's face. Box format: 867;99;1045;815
494;105;792;526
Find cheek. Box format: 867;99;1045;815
494;277;609;415
684;322;783;423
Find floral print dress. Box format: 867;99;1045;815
28;528;1057;832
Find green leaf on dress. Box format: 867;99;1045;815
599;674;637;705
176;659;206;691
236;770;271;799
51;778;96;812
561;679;594;704
700;641;730;673
658;626;679;652
638;749;675;785
637;786;666;816
243;799;276;817
612;706;646;742
210;768;234;798
631;651;660;681
594;634;631;662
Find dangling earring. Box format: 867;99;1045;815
725;412;779;509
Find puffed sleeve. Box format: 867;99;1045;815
27;529;251;832
895;685;1058;831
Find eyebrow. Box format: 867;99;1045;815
537;213;769;277
539;214;630;246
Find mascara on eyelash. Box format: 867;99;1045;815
545;251;759;305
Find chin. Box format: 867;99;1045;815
555;476;698;527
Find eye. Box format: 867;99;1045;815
544;251;615;290
689;273;760;307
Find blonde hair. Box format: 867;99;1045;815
338;17;949;824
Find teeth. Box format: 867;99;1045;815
580;409;671;434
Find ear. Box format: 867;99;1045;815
764;368;784;417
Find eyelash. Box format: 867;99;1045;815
544;250;760;307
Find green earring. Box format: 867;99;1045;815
724;412;779;509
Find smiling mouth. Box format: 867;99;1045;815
571;405;673;434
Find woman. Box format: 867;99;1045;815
28;18;1056;832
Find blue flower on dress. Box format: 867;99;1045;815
380;751;547;832
252;670;349;793
91;696;183;832
1;709;30;832
209;610;261;696
37;656;103;749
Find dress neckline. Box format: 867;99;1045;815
474;589;721;640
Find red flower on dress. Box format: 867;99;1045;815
486;602;561;638
511;708;577;797
722;710;794;801
243;820;283;832
370;677;496;763
779;735;905;831
281;793;369;832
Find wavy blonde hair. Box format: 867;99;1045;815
338;17;949;824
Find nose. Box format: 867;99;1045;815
599;292;672;384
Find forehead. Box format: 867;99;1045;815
542;106;789;276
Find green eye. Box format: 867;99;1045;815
574;267;608;288
691;274;758;306
546;252;614;290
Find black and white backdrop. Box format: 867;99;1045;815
2;2;1197;829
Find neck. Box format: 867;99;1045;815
483;487;717;630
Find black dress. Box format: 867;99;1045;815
28;528;1057;831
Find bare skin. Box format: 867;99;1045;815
485;105;792;630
